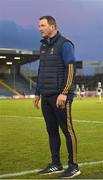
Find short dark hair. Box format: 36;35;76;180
39;16;57;29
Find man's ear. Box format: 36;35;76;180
51;24;55;30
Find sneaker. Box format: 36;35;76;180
38;163;63;175
61;164;81;178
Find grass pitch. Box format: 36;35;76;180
0;97;103;179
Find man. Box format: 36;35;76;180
33;16;81;178
75;84;81;99
81;84;86;98
96;82;102;102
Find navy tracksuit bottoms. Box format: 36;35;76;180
41;94;77;166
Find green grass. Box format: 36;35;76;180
0;97;103;179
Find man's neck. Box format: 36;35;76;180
49;30;58;38
46;30;58;43
43;30;58;42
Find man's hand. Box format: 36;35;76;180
56;94;67;108
33;95;40;109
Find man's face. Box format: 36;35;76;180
38;19;54;38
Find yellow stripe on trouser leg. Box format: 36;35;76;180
66;102;77;164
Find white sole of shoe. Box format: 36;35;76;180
63;170;81;179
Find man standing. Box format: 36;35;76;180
33;16;81;178
96;82;102;102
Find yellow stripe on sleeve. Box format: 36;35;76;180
62;64;74;95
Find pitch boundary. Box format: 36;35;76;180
0;115;103;124
0;160;103;178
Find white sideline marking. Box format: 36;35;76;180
0;160;103;178
0;115;35;119
0;115;103;124
74;120;103;124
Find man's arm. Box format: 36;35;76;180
62;63;74;95
33;66;41;109
56;41;75;108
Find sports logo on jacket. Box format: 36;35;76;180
50;48;54;55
